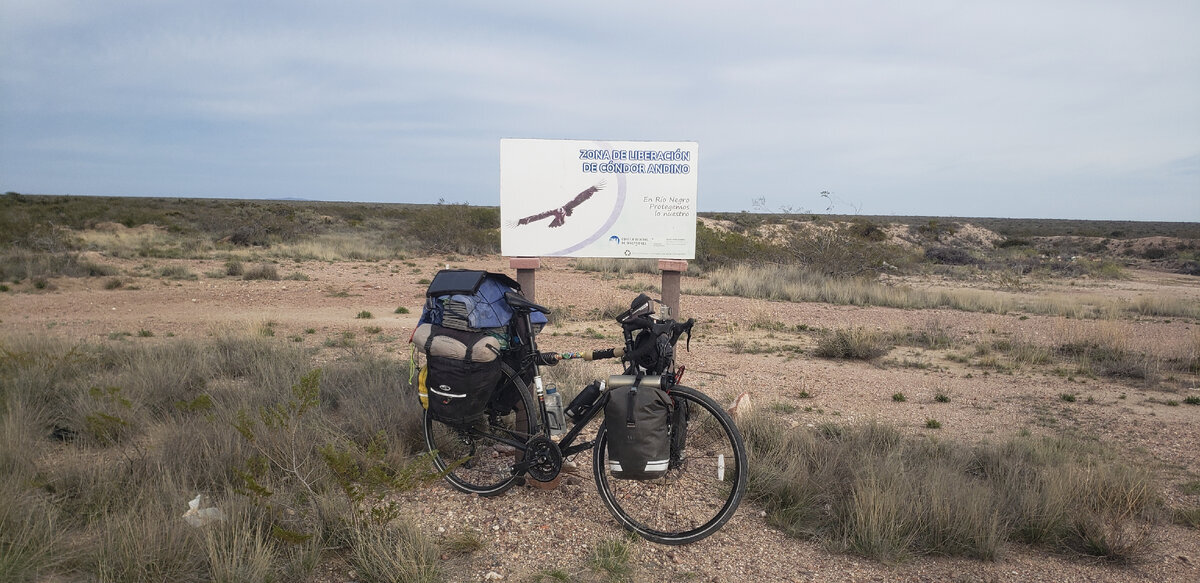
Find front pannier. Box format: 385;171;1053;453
414;323;502;424
604;382;672;480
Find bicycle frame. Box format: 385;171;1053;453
511;307;607;461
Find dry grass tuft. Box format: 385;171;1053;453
271;232;400;262
588;536;636;582
707;264;1200;321
241;263;279;281
1053;322;1161;382
0;332;433;582
574;257;703;277
815;328;891;360
742;415;1161;563
346;518;441;583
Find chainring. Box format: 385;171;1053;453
523;435;563;482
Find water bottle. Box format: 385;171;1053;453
545;385;566;437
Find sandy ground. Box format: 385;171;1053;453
3;255;1199;582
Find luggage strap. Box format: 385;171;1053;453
626;371;644;427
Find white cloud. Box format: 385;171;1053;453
1;1;1197;219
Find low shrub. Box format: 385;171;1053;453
159;264;198;280
816;328;891;360
0;250;118;281
694;221;785;267
925;246;979;266
1057;341;1157;382
241;263;279;281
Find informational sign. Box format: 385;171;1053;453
500;138;697;259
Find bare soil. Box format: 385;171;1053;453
3;255;1199;582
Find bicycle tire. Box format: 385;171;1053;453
592;385;747;545
424;370;538;496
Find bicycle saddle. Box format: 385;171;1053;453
504;291;551;315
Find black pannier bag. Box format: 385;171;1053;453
413;323;502;424
604;381;672;480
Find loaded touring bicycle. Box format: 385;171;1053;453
413;269;746;545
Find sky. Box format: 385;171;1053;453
2;0;1198;221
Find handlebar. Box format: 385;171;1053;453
550;347;626;362
585;347;625;360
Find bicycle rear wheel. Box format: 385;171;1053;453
424;376;538;497
592;385;747;545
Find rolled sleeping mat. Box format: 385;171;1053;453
412;323;501;362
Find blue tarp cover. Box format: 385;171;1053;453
420;271;547;329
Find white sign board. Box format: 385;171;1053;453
500;138;697;259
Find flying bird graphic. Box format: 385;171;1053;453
511;182;605;229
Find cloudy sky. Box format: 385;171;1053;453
2;1;1197;221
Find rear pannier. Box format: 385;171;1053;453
413;269;549;423
604;381;672;480
413;323;502;423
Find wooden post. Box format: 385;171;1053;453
658;259;688;319
509;257;540;301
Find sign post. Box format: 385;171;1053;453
657;259;688;320
509;257;540;301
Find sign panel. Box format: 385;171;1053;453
500;138;697;259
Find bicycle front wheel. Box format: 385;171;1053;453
592;385;747;545
424;377;538;497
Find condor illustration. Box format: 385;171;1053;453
512;182;605;228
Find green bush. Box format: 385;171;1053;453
694;221;784;267
396;201;499;255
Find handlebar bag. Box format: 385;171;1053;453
628;329;675;374
414;323;502;424
604;382;672;480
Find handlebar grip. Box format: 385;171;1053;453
584;347;624;361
